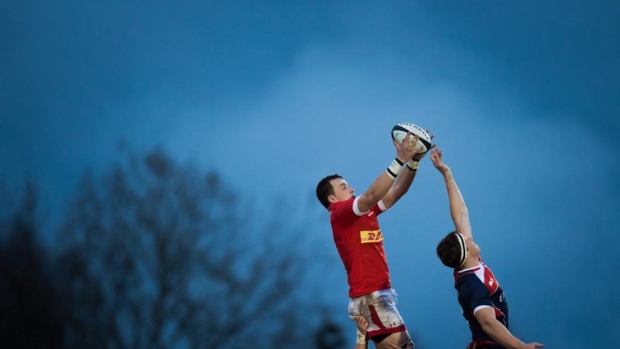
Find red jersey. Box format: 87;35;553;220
329;197;391;298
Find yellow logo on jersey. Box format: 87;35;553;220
360;230;383;243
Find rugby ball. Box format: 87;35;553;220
391;122;432;154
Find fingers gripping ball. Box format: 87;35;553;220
391;122;432;154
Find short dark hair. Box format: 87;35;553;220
316;174;342;209
436;231;462;269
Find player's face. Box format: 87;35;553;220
329;178;355;203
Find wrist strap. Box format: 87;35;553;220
356;329;367;344
407;159;419;171
386;158;405;178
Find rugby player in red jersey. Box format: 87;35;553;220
316;131;432;349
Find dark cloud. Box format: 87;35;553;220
419;2;620;137
1;2;619;348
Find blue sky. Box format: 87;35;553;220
2;1;619;348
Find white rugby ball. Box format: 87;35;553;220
391;122;432;154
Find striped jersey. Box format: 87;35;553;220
454;257;508;344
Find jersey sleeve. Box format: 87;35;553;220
332;197;384;227
352;196;366;216
375;200;388;216
352;197;386;217
458;275;493;314
331;199;359;225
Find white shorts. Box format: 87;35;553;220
348;288;408;339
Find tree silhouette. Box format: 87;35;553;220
0;181;62;349
54;146;342;349
315;321;346;349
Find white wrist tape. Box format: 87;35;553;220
386;158;405;178
356;329;367;344
407;159;419;171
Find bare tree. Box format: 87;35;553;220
0;180;63;349
54;146;341;349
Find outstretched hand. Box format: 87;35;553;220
393;132;420;162
412;130;436;161
430;147;450;174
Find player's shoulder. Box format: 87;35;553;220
329;198;358;221
455;267;483;285
455;272;489;298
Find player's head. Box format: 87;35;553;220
436;231;470;269
316;174;354;209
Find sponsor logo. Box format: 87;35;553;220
360;230;383;243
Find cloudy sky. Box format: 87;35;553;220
2;1;619;348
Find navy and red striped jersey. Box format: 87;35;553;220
454;258;508;344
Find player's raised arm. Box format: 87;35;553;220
430;148;472;239
381;131;435;209
474;308;545;349
356;133;418;213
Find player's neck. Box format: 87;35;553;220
459;257;479;270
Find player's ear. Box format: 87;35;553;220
328;195;338;204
